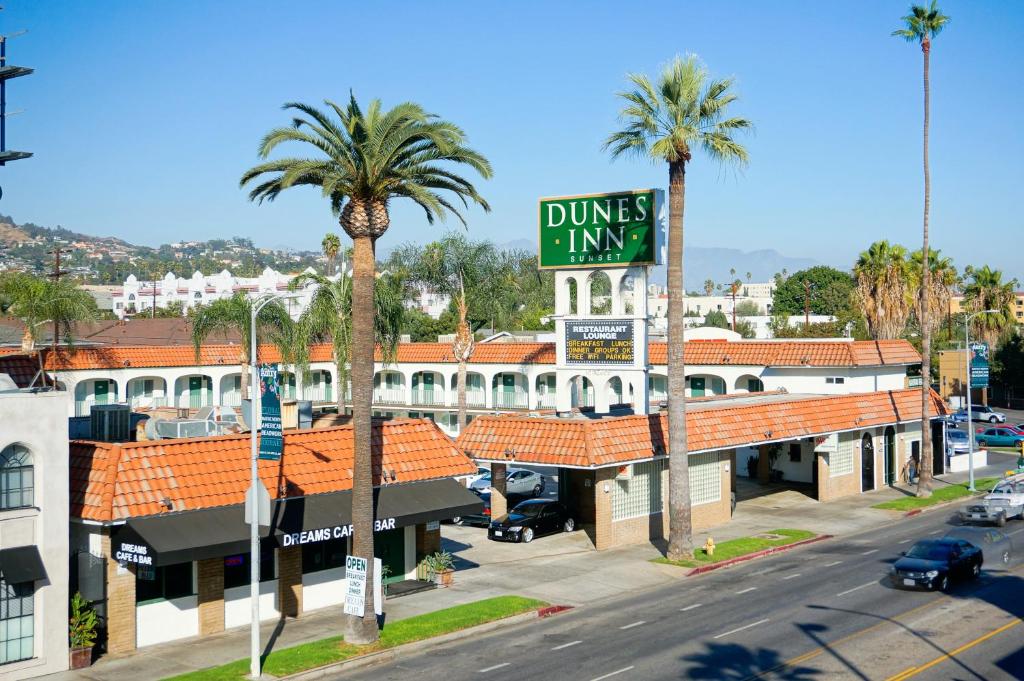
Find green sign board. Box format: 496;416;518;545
538;189;660;269
258;363;283;460
970;342;989;389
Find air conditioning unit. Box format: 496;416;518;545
90;404;132;442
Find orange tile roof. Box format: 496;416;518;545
70;418;475;522
38;339;919;371
456;389;947;468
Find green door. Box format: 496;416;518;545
374;528;406;585
94;380;109;405
189;376;202;408
422;373;434;398
323;372;332;402
690;377;706;397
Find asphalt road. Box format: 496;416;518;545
336;509;1024;681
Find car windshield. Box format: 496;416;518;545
512;503;545;517
992;482;1022;495
906;542;952;561
948;430;967;441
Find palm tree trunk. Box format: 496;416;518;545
917;39;934;498
666;159;694;561
457;360;468;431
335;359;346;415
239;348;250;405
345;234;379;644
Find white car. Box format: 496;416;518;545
460;466;490;488
470;467;546;497
960;476;1024;527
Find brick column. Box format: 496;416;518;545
278;546;303;618
729;449;737;492
758;445;771;483
490;463;508;519
593;467;616;550
103;532;136;656
816;452;831;502
197;558;224;635
415;523;441;561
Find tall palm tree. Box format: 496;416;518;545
605;54;751;561
240;95;490;644
190;292;293;405
853;240;913;340
909;249;957;334
894;1;950;498
321;232;341;276
703;279;714;296
0;272;98;385
962;265;1018;348
290;271;404;413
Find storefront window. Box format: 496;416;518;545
302;537;348;574
0;578;34;664
136;562;194;603
224;547;276;589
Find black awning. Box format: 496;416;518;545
115;505;267;568
0;545;47;583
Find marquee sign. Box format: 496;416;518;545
565;320;634;365
539;189;660;269
279;517;398;547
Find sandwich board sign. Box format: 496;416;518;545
344;555;368;616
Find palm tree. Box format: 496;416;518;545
605;54;751;561
962;265;1018;348
909;249;957;335
0;272;98;385
290;271;404;413
894;1;950;498
190;293;293;406
703;279;714;296
853;240;913;340
746;271;752;283
321;232;341;276
240;95;490;644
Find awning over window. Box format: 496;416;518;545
0;545;47;583
114;505;264;568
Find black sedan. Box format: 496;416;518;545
890;538;982;591
488;499;575;543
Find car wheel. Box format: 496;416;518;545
989;416;998;423
997;514;1006;528
971;562;981;579
532;484;542;497
563;518;575;533
938;575;949;592
977;440;987;448
522;527;534;543
452;516;462;525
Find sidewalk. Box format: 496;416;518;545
46;451;1017;680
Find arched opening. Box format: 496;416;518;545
861;433;875;492
303;370;333;403
535;372;557;409
734;374;764;394
373;371;405;405
884;426;896;486
492;373;528;409
127;376;168;408
569;375;594;408
619;274;636;315
412;371;445;406
687;374;726;398
73;378;119;416
648;374;668;404
607;376;624;405
588;271;612;315
278;371;297;400
0;444;33;510
566;278;578;315
218;374;243;406
175;374;213;409
450;372;486;407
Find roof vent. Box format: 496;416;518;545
90;404;133;443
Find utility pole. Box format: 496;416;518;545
730;282;738;332
47;245;68;348
803;279;811;327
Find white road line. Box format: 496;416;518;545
782;573;802;580
1007;529;1024;536
680;603;703;611
714;618;770;639
861;549;879;555
836;582;875;597
928;530;942;535
551;640;582;651
898;539;912;544
735;586;757;595
620;620;646;630
824;560;843;567
479;663;510;673
591;666;635;681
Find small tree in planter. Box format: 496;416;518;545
69;592;98;669
426;550;455;587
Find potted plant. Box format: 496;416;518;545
426;550;455;587
69;591;97;669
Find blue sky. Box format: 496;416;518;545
2;1;1021;281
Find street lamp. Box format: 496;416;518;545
248;292;301;679
964;309;997;492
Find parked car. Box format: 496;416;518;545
960;476;1024;527
976;428;1024;449
488;499;574;543
463;466;491;488
890;538;983;591
471;467;545;497
453;492;492;527
955;405;1007;424
945;527;1013;566
945;428;971;456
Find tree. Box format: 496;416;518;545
703;310;730;329
734;300;764;317
240;95;490;644
992;335;1024;406
0;272;98;384
962;265;1018;348
190;292;292;402
605;54;750;561
321;232;341;276
853;241;913;340
909;249;957;337
291;272;404;413
771;266;855;316
703;279;714;296
746;271;752;283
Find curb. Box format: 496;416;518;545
901;487;993;518
281;607;566;680
686;534;834;576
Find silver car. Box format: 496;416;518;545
470;467;545;497
946;428;971;455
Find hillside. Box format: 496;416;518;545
0;221;30;245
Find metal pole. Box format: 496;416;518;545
249;301;261;679
965;316;975;492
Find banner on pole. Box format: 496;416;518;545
969;342;989;389
258;363;283;460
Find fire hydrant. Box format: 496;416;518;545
704;536;716;557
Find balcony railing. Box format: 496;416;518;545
536;393;556;409
373;387;406;405
649;391;669;404
219;392;242;407
302;384;334;403
130;395;167;409
492;391;529;410
411;389;445;406
578;390;595;408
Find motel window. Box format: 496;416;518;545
825;377;846;385
136;562;195;604
788;443;802;463
611;460;664;521
0;578;33;664
747;378;764;393
689;453;722;506
302;537;349;574
830;436;855;477
223;546;276;589
0;445;34;511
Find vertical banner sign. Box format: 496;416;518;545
258;363;283;460
344;555;368;617
538;189;658;269
969;342;990;389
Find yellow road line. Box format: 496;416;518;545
883;618;1022;681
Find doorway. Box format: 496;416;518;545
861;433;875;492
690;377;706;397
374;528;406;585
884;427;896;486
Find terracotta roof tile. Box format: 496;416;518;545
70;418;475;522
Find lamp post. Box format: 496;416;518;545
964;309;997;492
248;292;300;679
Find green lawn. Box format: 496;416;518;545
652;529;817;569
872;477;999;511
163;596;546;681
